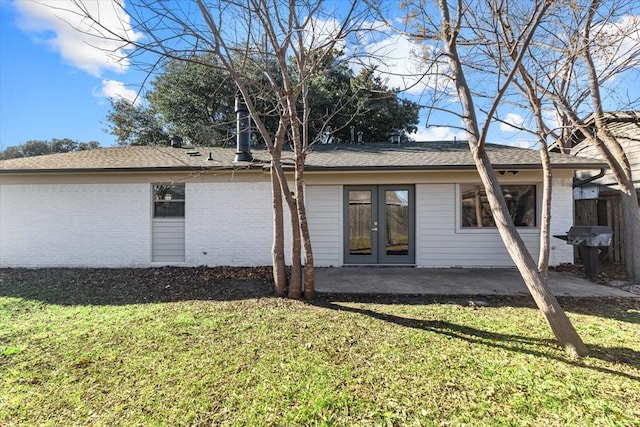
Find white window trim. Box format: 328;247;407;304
152;183;185;218
455;183;541;234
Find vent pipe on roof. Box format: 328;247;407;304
234;95;253;162
170;135;183;148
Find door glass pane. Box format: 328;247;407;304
349;190;372;255
385;190;409;255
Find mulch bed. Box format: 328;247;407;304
0;266;275;305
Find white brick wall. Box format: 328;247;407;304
0;183;151;267
185;181;291;266
549;177;575;266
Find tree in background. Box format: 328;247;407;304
303;56;420;143
147;54;237;146
107;52;419;147
344;67;420;142
0;138;100;160
105;99;169;146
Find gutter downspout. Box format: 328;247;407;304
573;168;606;188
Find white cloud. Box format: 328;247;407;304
542;109;562;133
499;113;526;132
98;79;139;104
14;0;142;77
592;14;640;72
353;32;450;95
304;16;345;51
410;126;467;142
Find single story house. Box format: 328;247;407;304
0;141;605;269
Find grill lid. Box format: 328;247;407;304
555;225;613;247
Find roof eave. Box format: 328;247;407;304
303;163;607;172
0;165;263;174
0;162;607;174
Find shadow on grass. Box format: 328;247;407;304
312;292;640;325
311;297;640;381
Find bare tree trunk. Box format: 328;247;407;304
438;0;587;356
580;0;640;282
476;150;588;357
272;159;303;299
617;183;640;282
271;156;287;296
537;133;552;284
287;207;303;299
294;157;315;299
496;10;554;284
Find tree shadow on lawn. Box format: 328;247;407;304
311;296;640;380
312;292;640;325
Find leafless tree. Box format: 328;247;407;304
476;0;640;282
390;0;589;356
61;0;373;298
524;0;640;282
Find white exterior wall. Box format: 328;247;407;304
306;185;342;266
415;178;573;267
0;183;151;267
185;181;289;266
0;173;575;269
415;183;538;267
305;176;574;268
548;177;575;266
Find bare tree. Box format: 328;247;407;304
62;0;372;297
483;0;640;282
531;0;640;282
390;0;589;356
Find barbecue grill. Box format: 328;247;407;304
554;226;613;281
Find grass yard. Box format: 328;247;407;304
1;268;639;426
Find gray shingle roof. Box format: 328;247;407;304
303;142;605;170
0;141;605;174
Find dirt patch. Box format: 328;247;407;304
550;262;640;295
0;266;275;305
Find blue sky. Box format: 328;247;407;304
1;1;638;151
0;0;471;149
0;0;144;148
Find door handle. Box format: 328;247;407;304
371;227;378;232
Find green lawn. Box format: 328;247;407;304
1;270;639;426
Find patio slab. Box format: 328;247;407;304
314;267;638;297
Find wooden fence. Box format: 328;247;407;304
574;192;635;265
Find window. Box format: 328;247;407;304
153;184;185;217
460;184;536;228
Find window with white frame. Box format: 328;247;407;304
153;184;185;218
460;184;536;228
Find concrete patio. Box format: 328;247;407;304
314;267;638;297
